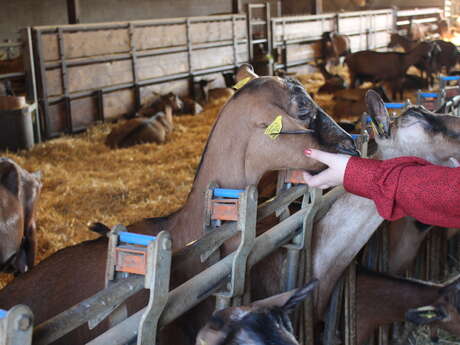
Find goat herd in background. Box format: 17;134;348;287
2;15;460;345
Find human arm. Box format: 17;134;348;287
303;149;460;228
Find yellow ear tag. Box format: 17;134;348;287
264;115;283;139
233;77;251;90
370;121;379;137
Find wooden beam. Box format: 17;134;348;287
67;0;81;24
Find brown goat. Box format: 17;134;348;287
357;267;460;345
389;34;457;81
196;79;235;104
321;32;351;66
105;106;173;148
346;42;436;98
332;85;389;121
317;62;346;94
0;66;357;344
0;158;42;274
127;92;183;119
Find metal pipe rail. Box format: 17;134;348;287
87;185;346;345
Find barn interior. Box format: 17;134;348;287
1;1;460;345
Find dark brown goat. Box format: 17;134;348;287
0;66;357;345
321;32;351;66
317;62;346;94
346;42;435;98
195;280;318;345
357;267;460;345
389;34;457;81
0;158;42;274
332;85;389;121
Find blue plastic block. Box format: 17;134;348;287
0;309;7;319
213;188;244;199
385;103;405;109
441;76;460;81
119;232;156;246
351;134;360;140
419;92;438;98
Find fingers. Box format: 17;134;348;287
304;148;338;166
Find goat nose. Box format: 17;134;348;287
337;143;360;157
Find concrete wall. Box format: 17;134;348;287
0;0;232;42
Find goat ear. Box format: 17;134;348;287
0;160;20;197
282;279;319;313
365;89;390;138
251;279;318;312
235;64;258;83
405;305;448;325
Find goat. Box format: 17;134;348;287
357;267;460;344
332;85;390;121
105;106;173;148
321;32;351;66
125;92;183;119
195;280;318;345
0;158;42;274
310;92;460;322
195;79;235;104
346;42;436;98
179;96;203;116
389;35;456;86
317;62;346;94
0;65;357;344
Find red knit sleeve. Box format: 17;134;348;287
343;156;460;228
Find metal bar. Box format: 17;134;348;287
137;231;172;345
0;72;25;80
64;97;73;134
186;19;193;74
57;27;72;134
128;23;140;110
33;29;52;140
0;42;22;49
397;8;443;16
247;5;253;61
33;276;144;345
88;204;312;345
23;27;41;143
232;16;238;67
95;90;104;122
44;40;248;70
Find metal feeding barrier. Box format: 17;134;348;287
0;305;34;345
417;92;441;111
33;227;172;345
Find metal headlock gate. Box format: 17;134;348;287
20;181;350;345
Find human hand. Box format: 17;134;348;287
302;149;352;189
